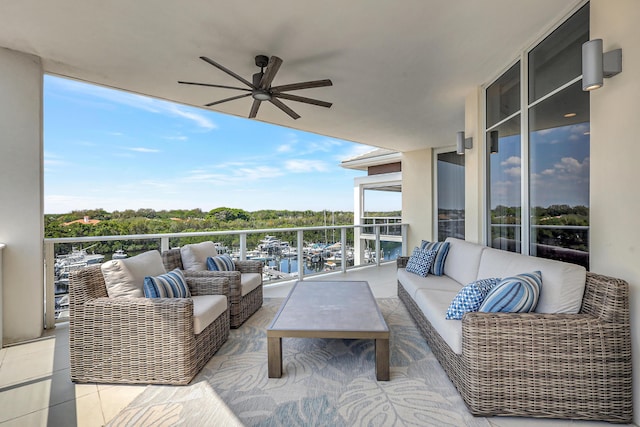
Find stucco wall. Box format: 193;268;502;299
589;0;640;422
464;88;483;244
0;48;44;344
401;149;433;250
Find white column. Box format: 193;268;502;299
0;48;44;344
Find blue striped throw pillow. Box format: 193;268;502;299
419;240;450;276
405;247;437;277
445;278;501;320
206;254;235;272
143;269;191;298
478;271;542;313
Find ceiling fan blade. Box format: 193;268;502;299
259;56;283;89
274;93;332;108
178;81;252;92
271;79;333;93
200;56;255;88
269;98;301;120
249;99;262;118
204;92;252;107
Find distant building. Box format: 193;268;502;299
62;216;100;226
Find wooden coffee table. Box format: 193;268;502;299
267;280;390;381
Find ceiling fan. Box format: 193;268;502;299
178;55;333;120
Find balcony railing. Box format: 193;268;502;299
44;223;408;328
360;217;402;239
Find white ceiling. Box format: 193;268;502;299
0;0;580;152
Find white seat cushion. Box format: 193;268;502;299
414;289;463;354
240;273;262;296
397;268;461;299
192;295;227;335
181;241;218;271
477;247;586;314
101;250;166;298
443;237;487;286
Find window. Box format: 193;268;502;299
485;4;589;268
435;150;465;241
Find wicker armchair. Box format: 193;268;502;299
397;256;632;423
162;248;263;328
69;265;230;385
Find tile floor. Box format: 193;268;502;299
0;263;635;426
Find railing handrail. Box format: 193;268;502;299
44;223;408;244
490;223;588;231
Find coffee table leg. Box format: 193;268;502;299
268;337;282;378
375;338;390;381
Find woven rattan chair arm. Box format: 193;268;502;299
461;311;625;356
83;297;193;327
182;272;230;296
235;260;264;274
397;257;409;269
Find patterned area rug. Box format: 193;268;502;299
109;298;490;427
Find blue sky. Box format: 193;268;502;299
43;75;377;214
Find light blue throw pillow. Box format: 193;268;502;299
143;268;190;298
445;278;501;320
419;240;450;276
405;247;437;277
478;271;542;313
206;254;235;272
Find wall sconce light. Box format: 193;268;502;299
489;130;499;154
582;39;622;91
456;131;473;155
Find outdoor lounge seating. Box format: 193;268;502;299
162;243;263;328
69;261;230;385
397;237;632;423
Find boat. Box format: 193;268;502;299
112;249;128;259
53;246;104;319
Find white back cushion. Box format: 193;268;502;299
180;241;218;271
477;247;586;314
443;238;487;286
101;250;166;298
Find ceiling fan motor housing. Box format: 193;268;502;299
255;55;269;68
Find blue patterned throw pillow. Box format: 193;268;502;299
206;254;235;271
143;269;191;298
419;240;450;276
405;247;437;277
445;278;501;320
478;271;542;313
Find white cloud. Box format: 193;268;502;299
504;166;522;177
541;169;555;176
277;144;293;152
126;147;160;153
500;156;521;167
285;159;329;173
167;104;217;130
164;136;188;141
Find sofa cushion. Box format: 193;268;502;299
443;237;487;286
478;271;541;313
398;268;461;299
420;241;450;276
181;241;218;271
192;295;227;335
406;247;437;277
206;254;235;271
414;289;463;354
477;247;586;314
143;269;191;298
240;273;262;296
101;250;166;298
446;278;501;320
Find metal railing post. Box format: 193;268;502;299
341;228;347;273
401;224;408;256
0;243;5;347
239;233;247;261
297;230;304;280
375;226;381;267
160;237;169;253
44;241;56;329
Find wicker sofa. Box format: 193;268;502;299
162;247;263;328
70;264;230;385
397;237;632;423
